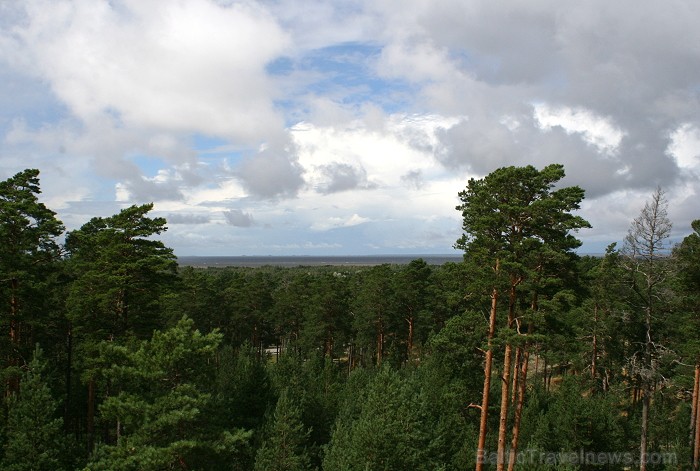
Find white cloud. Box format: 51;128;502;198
115;182;130;202
293;113;462;191
377;41;456;84
311;213;370;231
5;0;289;142
183;178;247;207
223;209;255;227
533;104;625;156
166;213;211;225
234;135;305;199
669;123;700;170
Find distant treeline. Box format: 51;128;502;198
176;254;465;268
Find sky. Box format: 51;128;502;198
1;0;699;256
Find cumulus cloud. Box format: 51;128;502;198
166;213;211;225
669;124;700;170
400;169;424;190
533;105;625;156
311;213;370;231
115;170;187;203
371;0;700;194
235;135;305;199
316;162;375;194
1;0;294;215
3;0;289;142
223;209;255;227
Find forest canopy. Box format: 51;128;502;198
0;166;698;470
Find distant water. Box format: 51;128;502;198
177;254;464;268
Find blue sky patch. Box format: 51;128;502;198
128;153;168;178
271;42;419;117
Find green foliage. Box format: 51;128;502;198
427;310;487;387
351;264;401;366
255;388;313;471
324;367;430;471
393;259;433;361
63;203;180;454
215;343;275;435
218;270;275;349
673;220;700;361
269;352;345;468
455;163;589;261
567;247;631;389
3;165;700;471
0;169;64;271
2;345;70;471
300;273;352;358
0;169;65;385
455;164;591;327
85;316;251;471
675;220;700;290
66;203;177;341
270;271;312;353
523;377;626;455
162;266;219;330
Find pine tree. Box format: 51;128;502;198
673;219;700;468
394;259;432;363
323;367;427;471
65;203;178;451
222;270;275;354
455;164;589;470
254;388;313;471
569;246;630;393
270;271;311;357
65;203;177;341
2;345;68;471
85;316;251;470
352;265;400;366
620;187;673;471
0;169;64;394
301;272;352;359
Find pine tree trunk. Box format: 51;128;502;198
511;347;521;404
476;286;498;471
407;315;414;362
639;304;652;471
325;326;334;358
603;368;610;393
497;344;513;470
694;374;700;470
508;346;530;471
65;324;73;431
592;303;598;381
376;317;384;366
496;282;518;471
87;377;96;453
7;278;20;395
543;356;548;391
640;390;649;471
508;294;536;470
9;278;18;345
253;323;258;357
690;365;699;456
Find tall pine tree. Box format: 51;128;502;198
455;164;589;470
0;169;64;394
2;345;69;471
